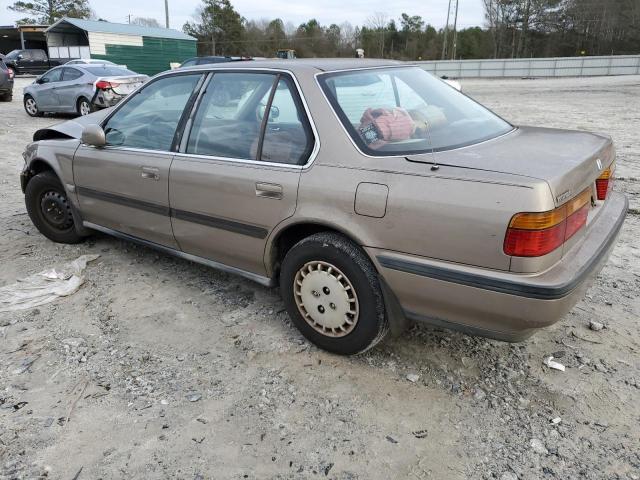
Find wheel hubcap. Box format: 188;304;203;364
26;98;37;115
40;190;73;230
294;260;359;337
80;102;90;115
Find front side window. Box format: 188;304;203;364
41;68;63;83
186;72;275;160
103;74;202;151
318;67;513;155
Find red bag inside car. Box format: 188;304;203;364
358;108;415;147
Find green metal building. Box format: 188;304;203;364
45;18;196;75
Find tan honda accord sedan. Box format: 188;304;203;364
20;59;627;355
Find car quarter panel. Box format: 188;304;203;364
290;163;551;271
366;192;627;340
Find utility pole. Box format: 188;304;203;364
451;0;459;60
127;14;131;24
164;0;170;28
442;0;452;59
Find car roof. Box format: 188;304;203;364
178;58;404;73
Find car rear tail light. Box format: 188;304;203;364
504;188;592;257
95;80;120;90
595;162;615;200
7;68;14;79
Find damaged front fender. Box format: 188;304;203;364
32;108;111;142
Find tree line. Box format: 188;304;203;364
184;0;639;59
7;0;640;59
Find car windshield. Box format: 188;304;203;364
81;66;135;76
318;66;513;155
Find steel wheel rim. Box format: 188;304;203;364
293;260;359;338
40;190;73;230
25;98;37;115
79;101;90;115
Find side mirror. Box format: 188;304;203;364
81;124;106;147
36;77;48;84
17;54;23;60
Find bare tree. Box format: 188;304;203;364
366;12;388;57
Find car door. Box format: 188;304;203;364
56;67;84;112
73;72;205;248
170;71;316;276
18;50;35;74
35;67;64;110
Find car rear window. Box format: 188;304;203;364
82;66;135;76
318;66;513;155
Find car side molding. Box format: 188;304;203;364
76;186;269;239
83;221;275;287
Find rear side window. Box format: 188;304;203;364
258;78;314;165
186;72;314;165
62;67;83;81
186;73;275;160
32;50;47;61
103;74;202;151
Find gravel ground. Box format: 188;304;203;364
0;75;638;480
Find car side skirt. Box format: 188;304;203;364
83;221;275;288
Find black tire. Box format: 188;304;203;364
25;171;84;244
24;94;42;117
0;92;12;102
280;232;388;355
76;97;94;116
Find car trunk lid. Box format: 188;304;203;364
96;75;147;96
407;126;615;207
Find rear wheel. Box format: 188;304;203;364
25;171;84;244
24;95;42;117
0;92;12;102
77;97;93;116
280;232;388;355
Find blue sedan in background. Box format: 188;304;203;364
23;64;148;117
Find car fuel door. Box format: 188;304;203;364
170;72;315;277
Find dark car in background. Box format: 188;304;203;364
4;49;61;75
23;64;148;117
179;56;252;68
0;59;14;102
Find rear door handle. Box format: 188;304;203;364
141;166;160;180
255;182;283;199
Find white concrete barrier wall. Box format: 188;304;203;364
416;55;640;78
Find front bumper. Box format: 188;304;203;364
370;192;628;341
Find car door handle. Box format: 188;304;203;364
255;182;283;199
141;166;160;180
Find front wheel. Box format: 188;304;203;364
25;171;84;244
24;95;42;117
280;232;388;355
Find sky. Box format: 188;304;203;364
2;0;486;31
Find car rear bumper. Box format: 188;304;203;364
0;80;13;92
369;192;628;341
93;90;126;108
